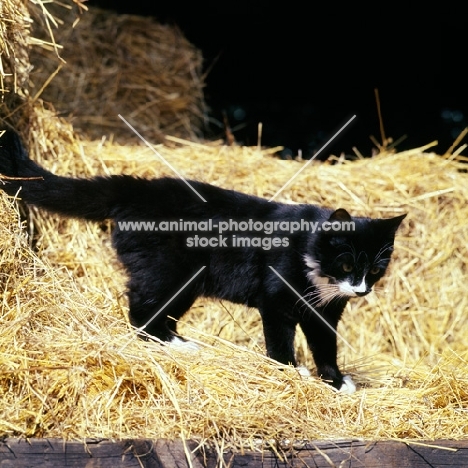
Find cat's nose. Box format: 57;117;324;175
355;289;371;297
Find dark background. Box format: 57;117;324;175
88;2;466;159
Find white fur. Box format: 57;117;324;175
304;254;320;271
296;366;311;377
297;367;356;393
304;254;330;303
304;255;321;283
338;375;356;394
338;277;366;297
166;336;200;352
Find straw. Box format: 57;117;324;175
1;0;467;450
1;134;468;446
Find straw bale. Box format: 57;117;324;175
2;129;468;447
0;0;30;96
28;4;206;143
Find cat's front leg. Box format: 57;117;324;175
259;306;298;367
299;313;356;393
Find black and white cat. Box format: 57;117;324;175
0;130;405;392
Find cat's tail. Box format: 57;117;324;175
0;129;116;221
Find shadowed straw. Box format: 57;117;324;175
28;3;206;144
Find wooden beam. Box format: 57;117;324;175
0;438;201;468
211;439;468;467
0;438;467;467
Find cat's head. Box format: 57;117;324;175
304;208;406;305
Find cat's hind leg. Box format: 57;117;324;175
125;266;198;344
258;298;298;367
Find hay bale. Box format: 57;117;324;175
2;132;468;445
28;4;206;143
1;0;205;148
0;0;30;95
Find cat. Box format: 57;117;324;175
0;129;405;392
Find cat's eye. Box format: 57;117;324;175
370;266;380;275
342;263;353;273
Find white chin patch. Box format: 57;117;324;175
338;375;356;394
338;281;357;296
338;278;367;297
166;336;200;352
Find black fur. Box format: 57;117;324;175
0;130;405;390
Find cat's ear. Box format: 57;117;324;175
382;213;407;235
326;209;353;245
328;208;352;222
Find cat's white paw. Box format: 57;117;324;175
338;375;356;394
167;336;200;352
296;366;311;377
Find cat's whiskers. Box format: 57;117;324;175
305;283;343;307
300;288;322;307
306;293;328;308
298;288;323;311
316;289;342;305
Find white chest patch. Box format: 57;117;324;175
304;255;328;284
304;254;331;302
